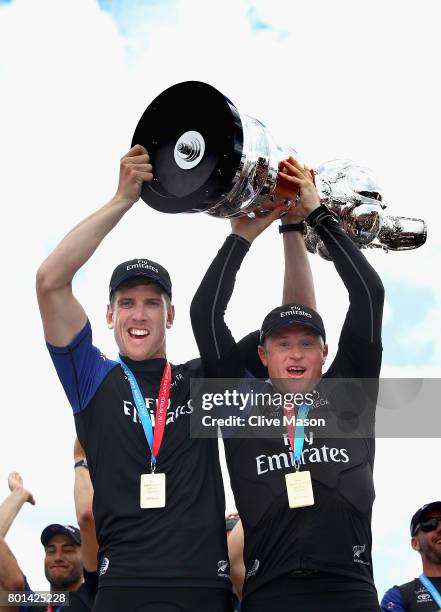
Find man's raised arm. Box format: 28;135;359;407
190;209;284;371
0;473;35;539
233;159;318;377
73;438;98;573
191;159;321;371
280;159;385;377
279;159;317;309
306;204;384;346
0;536;23;610
36;145;152;346
0;473;35;597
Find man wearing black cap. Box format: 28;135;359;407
26;524;95;612
36;144;295;611
40;524;83;590
381;502;441;611
0;470;95;612
36;144;227;611
191;158;384;611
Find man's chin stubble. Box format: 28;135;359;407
47;574;82;592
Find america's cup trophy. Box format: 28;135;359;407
132;81;426;259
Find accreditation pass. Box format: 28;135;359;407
285;470;315;508
140;473;166;508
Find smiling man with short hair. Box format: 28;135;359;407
41;525;83;592
0;472;96;612
36;145;237;612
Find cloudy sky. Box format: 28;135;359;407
0;0;440;600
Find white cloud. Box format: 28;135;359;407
397;306;441;364
382;298;393;326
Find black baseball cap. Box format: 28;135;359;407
41;524;81;547
109;258;172;301
260;304;326;344
410;501;441;536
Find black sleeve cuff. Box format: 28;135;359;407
230;233;252;249
306;204;338;228
279;221;306;234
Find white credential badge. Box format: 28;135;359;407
285;470;315;508
283;402;315;508
140;473;166;508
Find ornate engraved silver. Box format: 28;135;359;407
133;81;427;256
306;159;427;258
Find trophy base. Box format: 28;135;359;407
132;81;243;214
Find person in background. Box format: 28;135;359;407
0;440;98;612
381;502;441;611
0;472;35;612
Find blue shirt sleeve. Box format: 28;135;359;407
18;575;33;612
46;321;118;413
381;586;406;611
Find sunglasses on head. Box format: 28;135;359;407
413;517;441;535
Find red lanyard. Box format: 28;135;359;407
283;403;296;452
118;358;172;468
151;362;172;463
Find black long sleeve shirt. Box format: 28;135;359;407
191;206;384;598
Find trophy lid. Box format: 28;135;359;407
132;81;243;214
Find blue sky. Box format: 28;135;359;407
382;279;437;367
97;0;273;34
98;0;176;37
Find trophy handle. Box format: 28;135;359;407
376;216;427;251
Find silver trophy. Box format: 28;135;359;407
307;159;427;259
132;81;426;258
